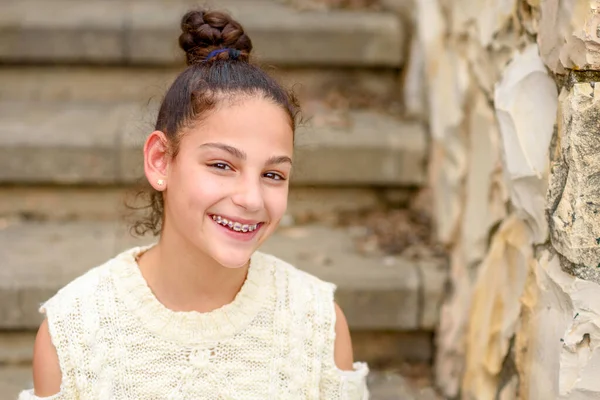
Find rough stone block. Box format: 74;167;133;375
494;44;557;245
538;0;600;73
548;82;600;282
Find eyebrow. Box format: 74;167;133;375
199;142;292;165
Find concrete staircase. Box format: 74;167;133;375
0;1;445;398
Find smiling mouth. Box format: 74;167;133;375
210;214;262;233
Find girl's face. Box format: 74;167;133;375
160;96;294;268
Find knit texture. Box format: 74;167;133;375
19;246;369;399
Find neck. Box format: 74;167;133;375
137;226;249;314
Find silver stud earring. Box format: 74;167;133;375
157;179;165;186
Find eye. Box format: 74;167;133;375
264;172;286;181
209;162;232;170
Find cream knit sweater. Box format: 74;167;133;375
19;246;369;399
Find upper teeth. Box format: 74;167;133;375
212;215;259;232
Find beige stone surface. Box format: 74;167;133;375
494;44;558;244
1;221;447;330
0;0;405;67
518;249;600;399
451;0;516;46
417;0;469;244
498;375;518;400
549;83;600;281
538;0;599;73
462;90;507;267
434;241;471;398
462;216;533;400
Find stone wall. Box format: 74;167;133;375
413;0;600;398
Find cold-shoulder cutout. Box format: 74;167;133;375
31;319;62;397
334;302;355;371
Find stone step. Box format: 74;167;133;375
0;220;447;331
0;66;401;108
0;0;405;67
0;364;440;400
0;101;426;186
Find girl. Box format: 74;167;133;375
20;8;369;400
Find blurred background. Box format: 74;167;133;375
0;0;590;399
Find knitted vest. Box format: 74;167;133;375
19;246;369;399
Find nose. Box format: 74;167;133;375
230;176;264;212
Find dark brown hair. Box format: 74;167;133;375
129;9;300;236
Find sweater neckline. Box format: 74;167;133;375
111;245;273;344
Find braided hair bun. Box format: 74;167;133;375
179;10;253;65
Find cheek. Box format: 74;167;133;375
185;174;226;210
170;163;222;211
265;186;289;220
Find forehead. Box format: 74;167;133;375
183;97;294;155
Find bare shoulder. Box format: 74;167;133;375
32;319;62;396
333;302;355;371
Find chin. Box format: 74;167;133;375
207;246;256;269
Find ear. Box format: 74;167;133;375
144;131;170;191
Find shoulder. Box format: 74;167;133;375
254;250;337;326
43;246;144;313
255;252;363;374
42;257;116;314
